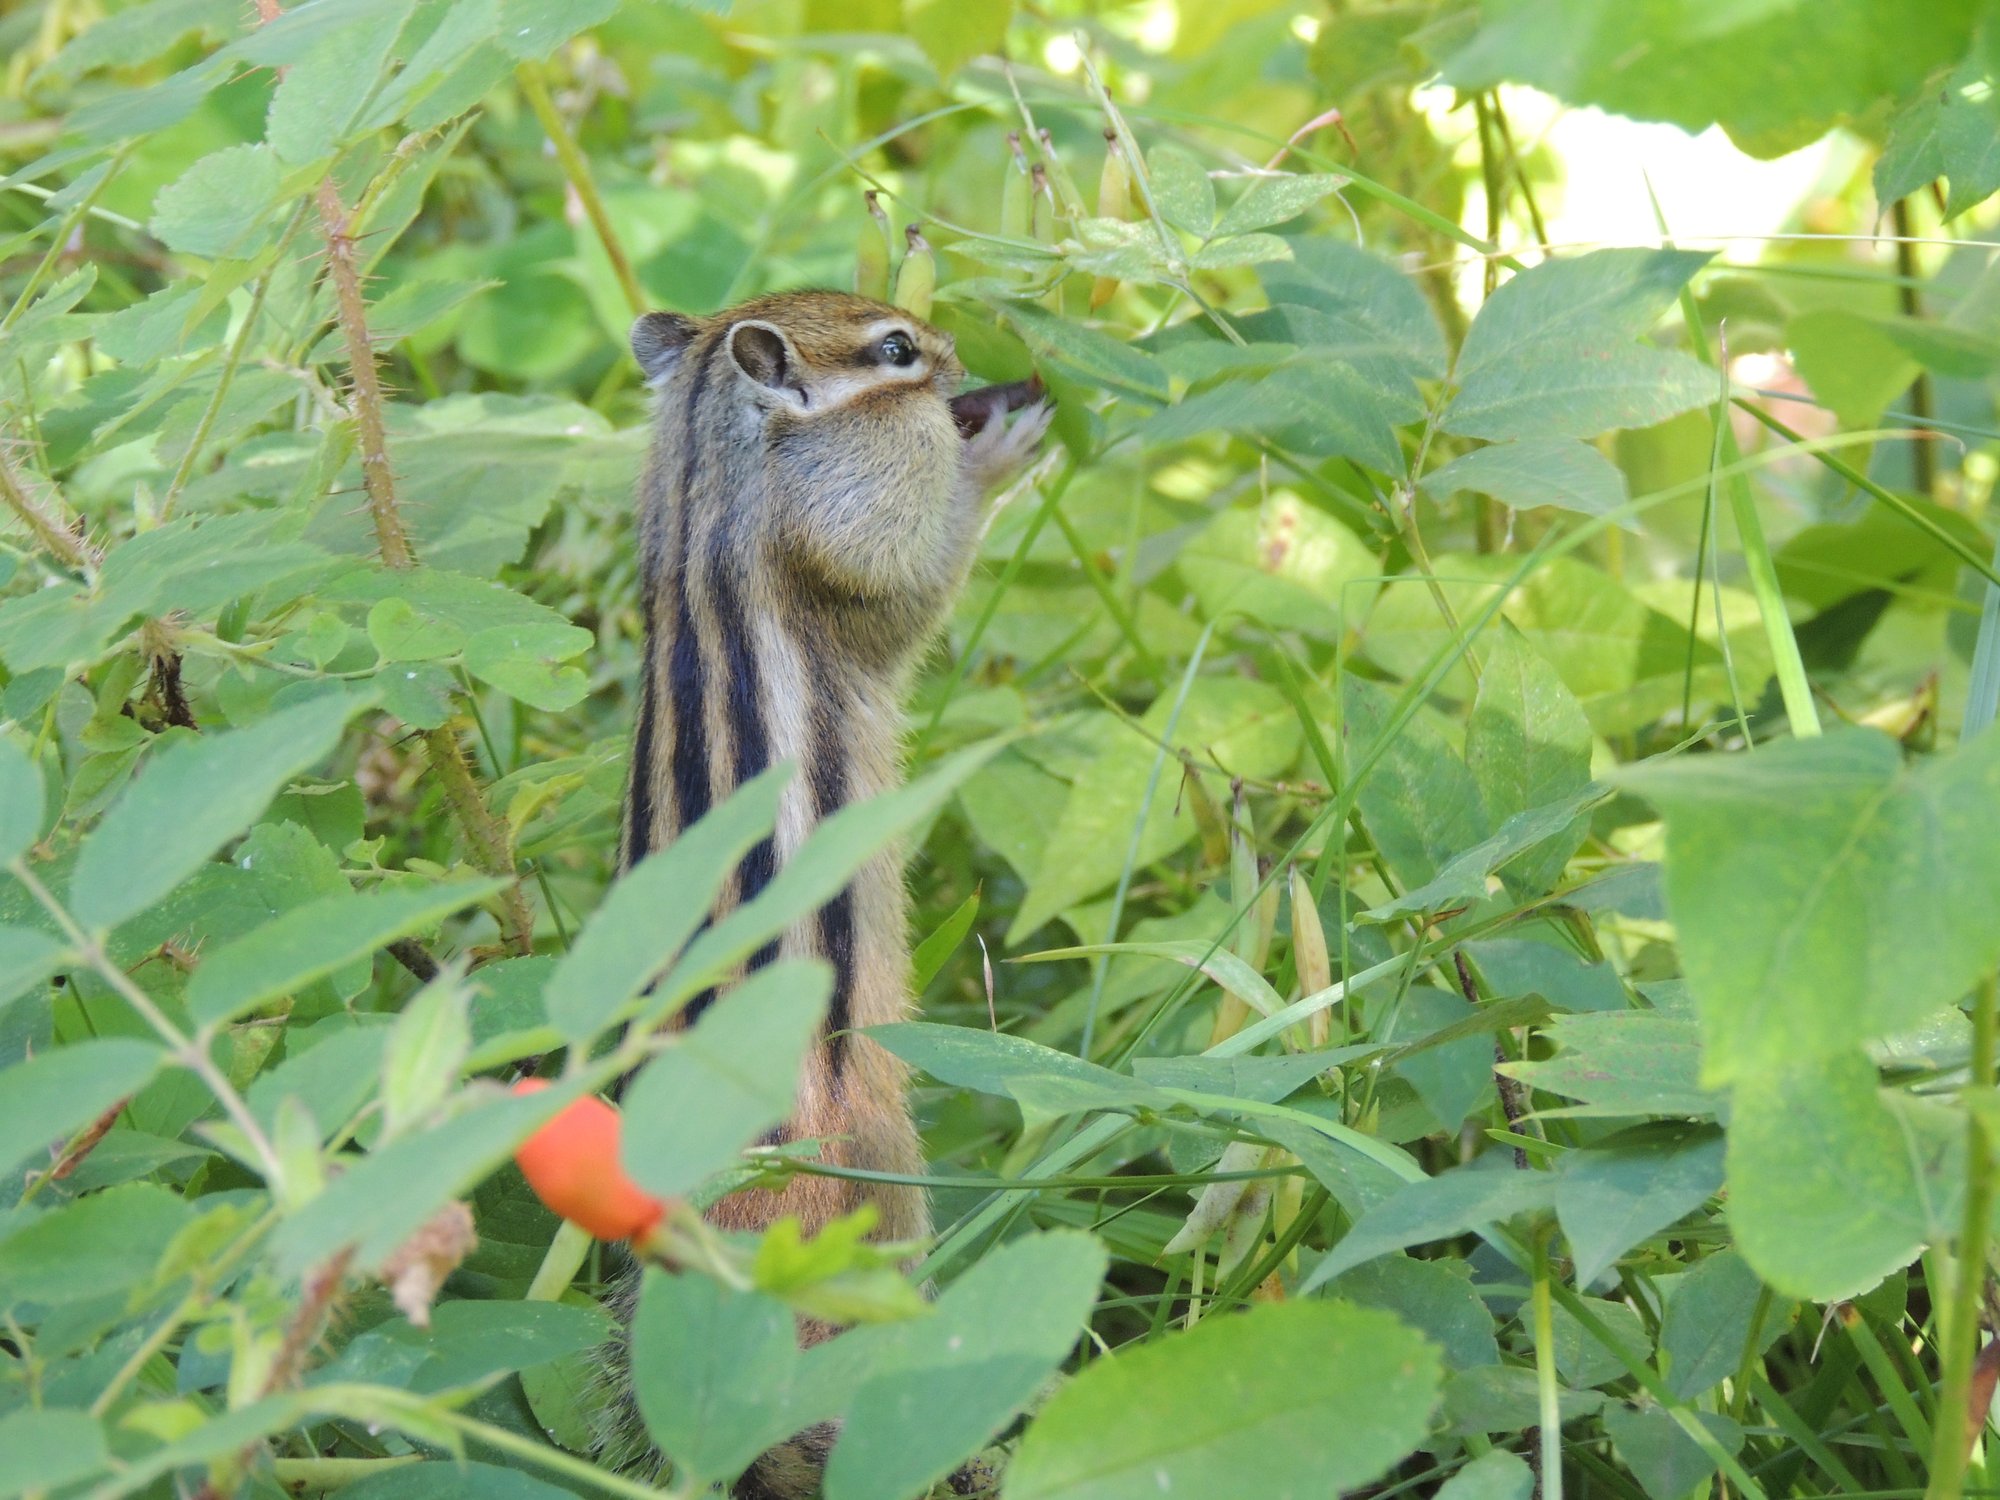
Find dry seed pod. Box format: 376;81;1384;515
1092;129;1131;309
854;190;892;300
1163;1138;1266;1256
1289;863;1332;1050
894;223;936;318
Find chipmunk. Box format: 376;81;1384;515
606;290;1049;1499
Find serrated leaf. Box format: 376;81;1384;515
463;622;593;710
148;143;284;259
822;1230;1107;1500
1006;1302;1441;1500
1213;172;1346;237
1425;437;1631;518
71;691;372;929
1618;730;2000;1083
1147;145;1215;235
494;0;620;59
0;1038;164;1181
368;597;466;663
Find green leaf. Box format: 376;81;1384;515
0;1407;108;1498
1604;1403;1745;1500
380;967;474;1138
1657;1247;1792;1398
494;0;620;59
1006;1301;1441;1500
1179;493;1379;640
1001;303;1169;401
1141;360;1405;472
1213;172;1347;237
1500;1011;1717;1119
633;1269;809;1488
1189;233;1290;270
1618;730;2000;1082
148;143;285;259
1321;1254;1501;1371
622;961;832;1200
1300;1166;1554;1291
368;597;466;662
270;1084;564;1275
43;0;242;79
1465;627;1593;895
1010;680;1298;942
1442;0;1979;160
1147;145;1216;236
321;1297;609;1394
187;879;499;1027
911;888;979;992
71;690;372;930
1445;249;1714;442
544;765;786;1041
0;924;67;1012
1725;1052;1927;1299
1360;789;1601;922
869;1021;1173;1125
823;1230;1108;1500
1556;1128;1724;1288
902;0;1011;79
1424;437;1631;519
0;1038;163;1181
265;0;410;164
0;737;44;864
337;1462;576;1500
1435;1450;1535;1500
0;1183;194;1307
668;743;999;997
1876;61;2000;217
463;622;594;711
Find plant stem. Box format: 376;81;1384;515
517;61;647;318
1532;1229;1563;1500
1927;971;1998;1500
270;1457;421;1490
313;176;414;571
11;859;289;1191
0;444;98;572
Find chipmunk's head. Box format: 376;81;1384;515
631;291;1046;500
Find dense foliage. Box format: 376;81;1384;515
8;2;2000;1497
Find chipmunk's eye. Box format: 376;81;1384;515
879;331;919;367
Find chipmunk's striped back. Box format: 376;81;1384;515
612;291;1047;1499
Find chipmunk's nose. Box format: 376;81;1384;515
948;374;1045;439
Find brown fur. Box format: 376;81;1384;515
614;291;1048;1496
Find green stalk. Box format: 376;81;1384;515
517;62;646;318
1927;972;1998;1500
1675;288;1819;737
1532;1231;1563;1500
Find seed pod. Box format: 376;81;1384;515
1001;132;1031;240
1091;129;1131;309
894;223;935;319
511;1079;667;1246
1037;126;1088;219
855;190;892;300
1163;1138;1265;1256
1289;863;1332;1050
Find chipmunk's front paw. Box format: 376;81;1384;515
961;394;1053;494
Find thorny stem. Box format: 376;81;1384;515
0;444;98;572
313;175;414;570
11;859;289;1191
517;61;647;318
1927;971;1998;1500
253;0;531;952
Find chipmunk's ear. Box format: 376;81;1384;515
631;311;696;383
727;320;808;408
